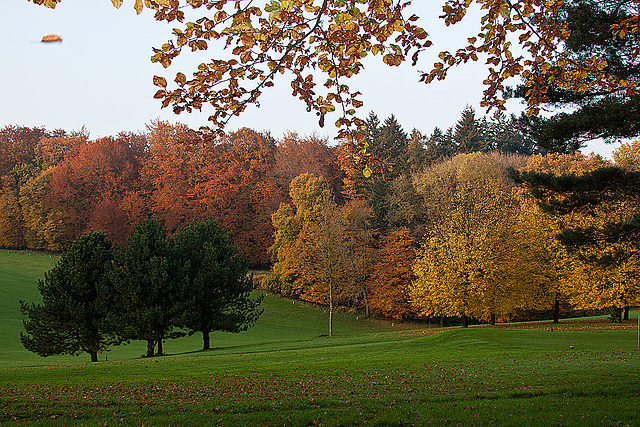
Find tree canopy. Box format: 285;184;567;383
174;218;263;350
20;232;120;362
27;0;640;156
513;0;640;152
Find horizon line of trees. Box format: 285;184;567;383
0;106;534;265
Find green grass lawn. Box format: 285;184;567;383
1;251;639;425
0;251;59;365
0;251;406;367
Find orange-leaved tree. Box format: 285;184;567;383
48;135;146;245
142;120;200;233
196;128;283;267
368;227;415;321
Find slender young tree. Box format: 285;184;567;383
174;218;262;350
20;232;119;362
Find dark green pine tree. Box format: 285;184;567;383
20;232;119;362
174;218;263;350
514;0;640;152
373;115;410;176
112;218;184;357
406;129;428;173
486;111;538;155
362;111;382;155
452;105;489;154
424;127;455;163
367;115;410;233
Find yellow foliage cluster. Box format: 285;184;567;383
411;151;640;324
270;148;640;325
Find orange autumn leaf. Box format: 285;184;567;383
41;34;63;43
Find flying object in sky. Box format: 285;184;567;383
41;34;62;43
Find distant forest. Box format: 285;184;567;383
0;107;533;265
4;107;636;323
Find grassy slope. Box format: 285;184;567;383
0;251;59;365
1;328;638;426
1;251;639;425
0;251;401;367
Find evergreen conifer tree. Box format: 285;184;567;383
515;0;640;152
20;232;119;362
174;218;262;350
111;218;183;357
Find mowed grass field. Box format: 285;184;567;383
1;251;639;426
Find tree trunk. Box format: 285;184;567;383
624;306;630;321
157;338;163;356
462;314;468;328
553;295;560;324
440;315;444;328
611;307;623;323
363;223;369;319
90;351;98;363
363;289;369;319
329;275;333;337
490;313;496;326
146;340;155;357
203;331;211;350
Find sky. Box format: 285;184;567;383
1;0;620;157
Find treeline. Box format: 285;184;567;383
267;146;640;326
0;107;527;267
6;107;639;326
20;217;262;362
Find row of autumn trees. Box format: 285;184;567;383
5;106;640;327
268;146;640;328
20;217;262;362
0;107;527;267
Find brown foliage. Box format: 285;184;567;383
368;227;415;320
48;136;145;244
197;128;284;266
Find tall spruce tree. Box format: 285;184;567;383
112;218;183;357
453;106;489;154
174;218;262;350
20;232;119;362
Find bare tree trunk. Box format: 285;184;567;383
363;222;369;319
329;274;333;337
490;313;496;326
90;351;98;363
362;289;369;319
146;340;155;357
157;338;163;356
553;295;560;324
624;306;630;321
462;314;469;328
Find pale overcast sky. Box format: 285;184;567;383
1;0;619;157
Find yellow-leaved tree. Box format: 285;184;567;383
515;150;640;321
411;152;544;326
268;173;330;298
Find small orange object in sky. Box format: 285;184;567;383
41;34;63;43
